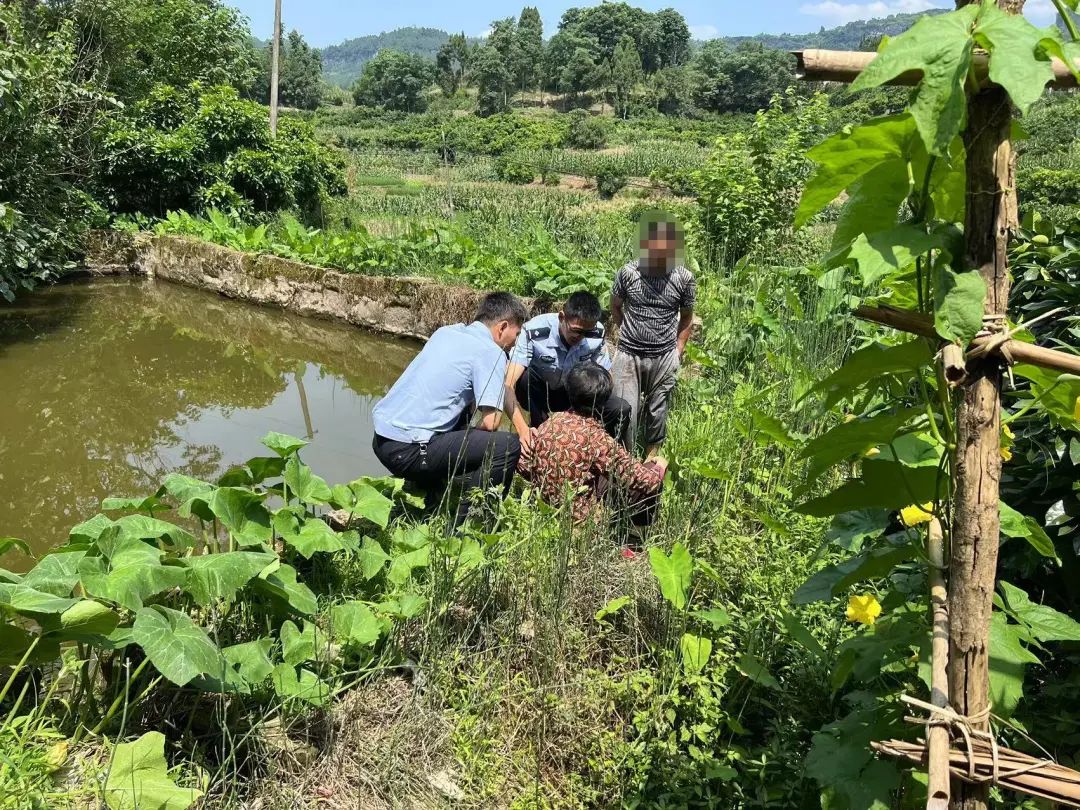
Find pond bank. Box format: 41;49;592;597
83;231;537;340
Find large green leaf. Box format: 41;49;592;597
161;474;215;521
280;620;319;666
808;340;933;411
181;551;276;606
101;494;169;514
0;582;77;616
973;5;1068;114
648;544;693;611
209;487;271;546
131;606;224;687
20;549;86;597
798;459;942;517
114;515;194;549
825;510;891;552
387;545;431;586
999;501;1058;561
851;5;979;155
793;542;914;605
271;664;329;706
800;407;924;482
1012;366;1080;431
999;581;1080;643
806;705;900;809
330;480;394;529
680;633;712;675
261;431;308;458
78;536;186;612
283;457;332;504
839;225;946;286
331;601;383;647
104;731;202;810
281;517;349;559
0;537;29;558
68;514;117;545
252;562;317;615
797;114;919;228
988;611;1039;719
53;600;120;640
735;653;780;689
221;638;274;692
356;536;391;581
933;266;987;344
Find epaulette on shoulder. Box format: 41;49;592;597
527;326;551;341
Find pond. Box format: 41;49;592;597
0;277;417;565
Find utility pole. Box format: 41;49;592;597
269;0;282;137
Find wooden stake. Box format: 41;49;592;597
927;517;951;810
948;3;1022;806
269;0;282;138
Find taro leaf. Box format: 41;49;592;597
648;543;692;611
840;225;946;286
253;563;317;616
0;582;77;616
161;474;215;521
21;549;86;596
114;515;194;549
796;114;920;227
77;536;186;612
808;340;933;411
387;545;431;586
0;538;30;558
103;731;202;810
271;664;329;706
826;510;891;552
393;592;426;619
261;431;308;458
356;536;391;581
999;581;1080;643
999;501;1059;561
850;5;979;155
131;606;224;687
735;653;780;689
329;480;394;529
209;487;271;546
793;542;914;605
283;457;331;505
680;633;712;675
933;266;987;344
974;5;1070;115
53;600;119;640
280;620;318;666
181;551;276;606
595;596;631;623
100;494;168;514
68;514;116;545
780;609;827;661
331;601;383;647
798;459;941;517
800;407;924;482
282;518;348;559
693;607;731;631
805;704;900;809
221;638;274;691
216;466;253;488
988;611;1040;719
247;456;286;484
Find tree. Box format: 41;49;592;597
514;7;544;94
647;65;692;115
351;49;436;112
561;46;603;99
274;30;323;110
471;45;511;116
691;41;796;114
611;34;643;119
486;18;518;107
654;8;690;68
436;33;471;97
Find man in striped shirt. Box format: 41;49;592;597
610;212;695;457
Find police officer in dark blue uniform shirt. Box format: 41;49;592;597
506;291;631;441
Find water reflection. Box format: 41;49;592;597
0;277;416;562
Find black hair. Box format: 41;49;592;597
474;292;527;326
567;362;613;418
563;291;602;323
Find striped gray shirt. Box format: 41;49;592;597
611;260;696;357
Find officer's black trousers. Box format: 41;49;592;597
514;369;631;442
372;426;520;527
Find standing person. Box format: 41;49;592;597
610;212;695;456
371;292;529;527
506;291;631;441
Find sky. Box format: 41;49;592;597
228;0;1061;48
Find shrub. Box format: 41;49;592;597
351;50;436;113
102;84;344;218
495;155;536;185
595;169;628;199
543;171;561;187
565;110;609;149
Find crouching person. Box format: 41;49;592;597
518;362;666;531
372;292;529;527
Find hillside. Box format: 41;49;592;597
321;26;450;87
717;9;945;50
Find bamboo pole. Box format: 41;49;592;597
853;306;1080;376
794;48;1080;89
927;517;951;810
269;0;282;137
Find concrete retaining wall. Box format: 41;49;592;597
82;231;535;341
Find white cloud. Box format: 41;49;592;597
689;24;720;39
798;0;941;25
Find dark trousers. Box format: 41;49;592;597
372;426;520;527
514;370;631;442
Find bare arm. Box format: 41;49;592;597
611;294;624;328
476;406;503;432
676;307;694;357
504;362;532;445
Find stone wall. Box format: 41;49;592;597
82;231;535;341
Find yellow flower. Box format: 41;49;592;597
846;594;883;626
1000;445;1013;462
1002;423;1014;441
863;446;881;458
900;502;934;527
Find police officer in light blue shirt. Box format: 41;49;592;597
506;291;631;441
372;292;530;527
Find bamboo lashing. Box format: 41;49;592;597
794;49;1080;90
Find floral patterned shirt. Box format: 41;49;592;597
517;411;664;519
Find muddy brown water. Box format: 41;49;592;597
0;277;417;568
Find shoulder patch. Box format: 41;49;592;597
527;326;551;341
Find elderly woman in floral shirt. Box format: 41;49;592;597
518;362;666;527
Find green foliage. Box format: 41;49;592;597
104;731;201;810
102;85;344;218
322;27;452;88
252;30;324;111
352;49;436;113
691;41;797;115
565;110;609;149
595;168;628;199
494;154;536;184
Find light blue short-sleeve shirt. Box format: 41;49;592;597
372;321;508;443
508;313;611;390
